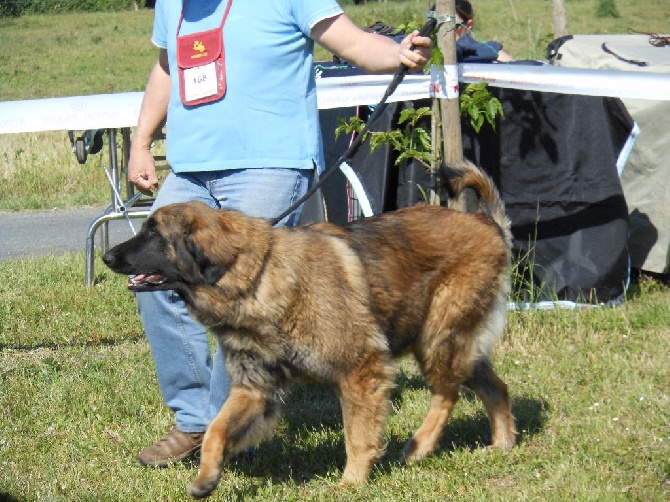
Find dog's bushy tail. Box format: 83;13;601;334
443;160;513;253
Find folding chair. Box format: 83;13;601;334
70;127;167;286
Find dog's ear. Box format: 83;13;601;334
179;203;272;291
184;234;228;285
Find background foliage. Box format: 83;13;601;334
0;0;153;17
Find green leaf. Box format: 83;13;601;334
474;113;485;132
334;116;365;141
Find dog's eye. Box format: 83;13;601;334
146;220;159;237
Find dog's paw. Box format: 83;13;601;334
186;473;220;499
491;435;516;453
491;424;517;453
399;438;432;464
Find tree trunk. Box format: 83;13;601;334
552;0;569;38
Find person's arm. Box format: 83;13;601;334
311;14;432;74
128;48;171;195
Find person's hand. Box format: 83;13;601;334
399;30;433;72
497;48;515;62
128;142;159;196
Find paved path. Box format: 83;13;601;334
0;206;143;260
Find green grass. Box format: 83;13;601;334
1;254;668;500
0;131;111;210
0;10;156;101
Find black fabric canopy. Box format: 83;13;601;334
315;65;633;304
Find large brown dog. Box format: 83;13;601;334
103;163;516;499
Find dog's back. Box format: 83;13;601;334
339;206;504;354
328;163;517;464
334;161;511;357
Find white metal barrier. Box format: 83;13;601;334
1;61;668;286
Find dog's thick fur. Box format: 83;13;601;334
103;162;516;499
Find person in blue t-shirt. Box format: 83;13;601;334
127;0;431;468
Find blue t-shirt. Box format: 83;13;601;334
152;0;343;173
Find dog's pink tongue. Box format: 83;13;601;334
128;274;165;287
128;274;147;287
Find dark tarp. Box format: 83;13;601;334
462;88;633;303
315;66;634;304
552;34;670;275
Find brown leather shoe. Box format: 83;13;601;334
138;427;205;467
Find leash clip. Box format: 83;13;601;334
426;10;455;26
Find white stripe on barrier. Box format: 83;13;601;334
617;122;640;177
2;63;669;135
0;92;144;135
459;63;670;101
339;161;374;218
315;66;450;110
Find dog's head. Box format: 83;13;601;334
102;201;271;300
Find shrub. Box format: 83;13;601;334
595;0;620;18
0;0;154;18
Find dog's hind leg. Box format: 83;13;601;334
400;325;470;464
187;386;282;499
463;359;516;452
337;352;395;485
399;377;461;464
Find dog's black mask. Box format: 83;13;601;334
102;214;226;299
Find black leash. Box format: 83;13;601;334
601;43;648;67
270;14;437;226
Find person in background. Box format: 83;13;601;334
455;0;514;62
127;0;432;468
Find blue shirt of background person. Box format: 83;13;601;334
455;0;514;63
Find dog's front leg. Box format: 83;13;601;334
338;353;395;485
187;385;281;499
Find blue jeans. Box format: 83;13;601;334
135;168;311;433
